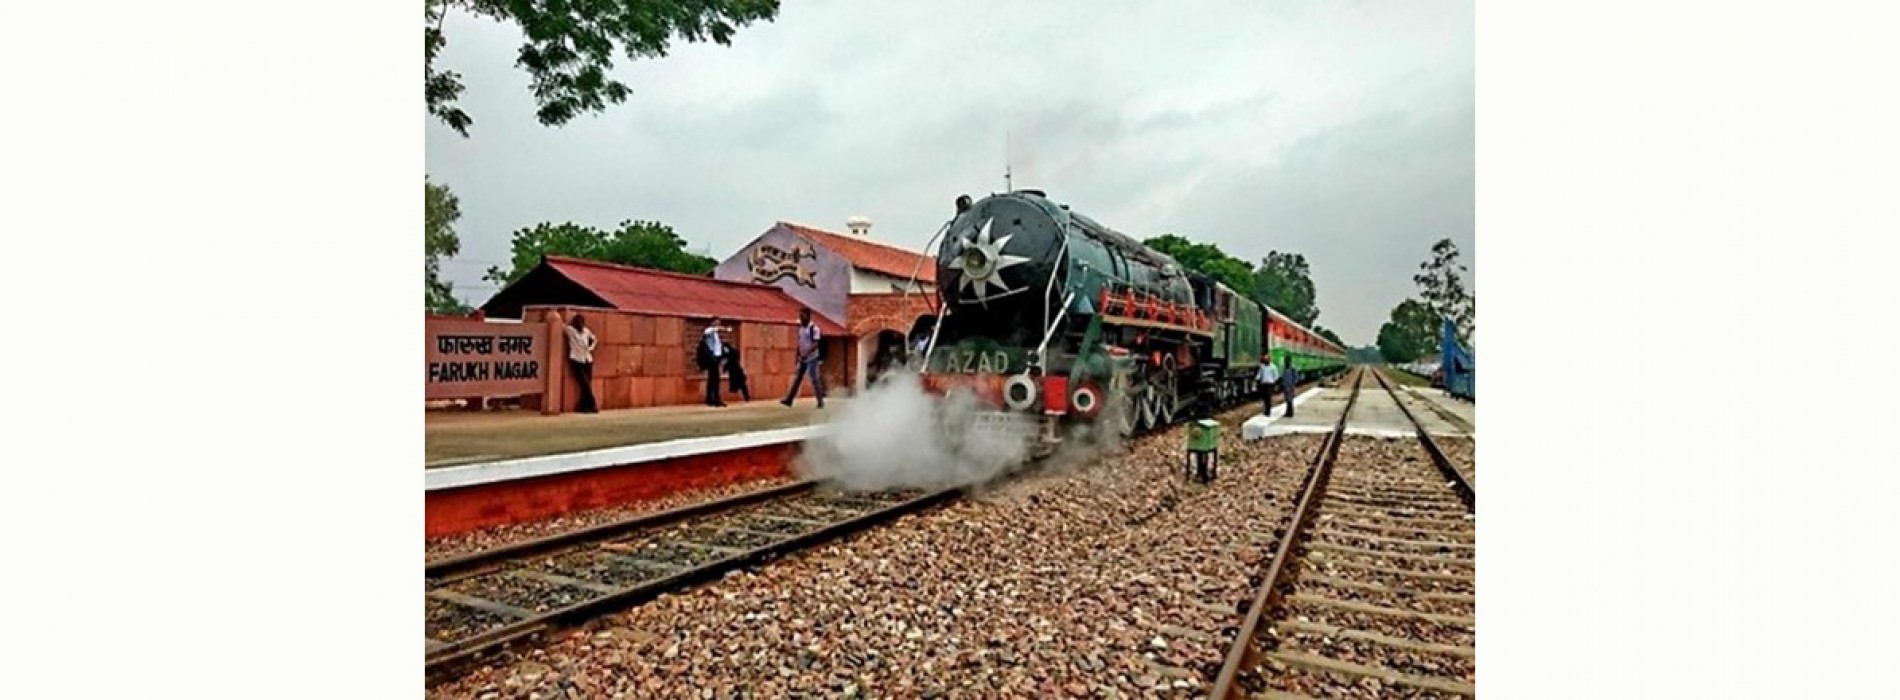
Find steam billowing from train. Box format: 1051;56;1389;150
793;369;1123;491
794;370;1029;490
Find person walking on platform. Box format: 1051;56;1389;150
781;309;826;409
1255;354;1279;416
697;318;727;407
725;344;751;403
565;314;599;414
1279;358;1299;418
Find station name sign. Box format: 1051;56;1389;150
425;319;549;400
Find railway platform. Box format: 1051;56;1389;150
1395;384;1476;437
425;399;843;539
426;399;842;468
1244;369;1454;439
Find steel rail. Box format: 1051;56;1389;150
1208;366;1475;698
1208;367;1365;698
426;480;818;579
425;486;958;676
426;373;1339;684
1371;367;1475;510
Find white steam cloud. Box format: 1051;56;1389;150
796;369;1129;491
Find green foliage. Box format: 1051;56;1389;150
1142;235;1324;331
426;0;782;137
1376;299;1439;363
1313;325;1344;347
1254;251;1320;327
484;219;718;286
1414;238;1475;348
425;176;471;315
1143;234;1256;295
1347;346;1383;364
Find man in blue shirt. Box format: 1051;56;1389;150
781;309;826;409
1279;358;1299;418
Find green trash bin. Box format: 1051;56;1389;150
1187;419;1220;453
1187;419;1220;483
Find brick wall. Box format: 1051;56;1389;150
525;305;827;413
847;293;935;338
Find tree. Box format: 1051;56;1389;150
1142;236;1328;327
484;219;718;286
1347;346;1383;364
425;177;472;315
1376;299;1439;363
1313;325;1344;348
1413;238;1475;348
1143;234;1256;295
1254;251;1321;327
426;0;782;137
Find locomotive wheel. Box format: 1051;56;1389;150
1155;366;1178;426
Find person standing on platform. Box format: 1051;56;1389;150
1255;354;1280;416
697;318;727;407
1280;358;1299;418
781;309;826;409
725;344;751;403
565;314;599;414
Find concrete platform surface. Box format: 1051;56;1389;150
1242;387;1329;439
1246;384;1357;439
426;398;842;467
1243;377;1441;440
1399;385;1476;437
1386;385;1472;437
1340;382;1417;438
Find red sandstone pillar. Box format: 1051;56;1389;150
543;308;567;416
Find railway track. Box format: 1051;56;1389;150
422;374;1342;682
1211;367;1477;698
424;481;950;675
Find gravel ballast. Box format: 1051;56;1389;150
429;407;1328;699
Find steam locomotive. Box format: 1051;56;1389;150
912;190;1347;447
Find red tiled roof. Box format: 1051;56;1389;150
542;256;845;334
780;222;939;284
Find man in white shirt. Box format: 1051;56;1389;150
1254;354;1279;416
565;314;599;414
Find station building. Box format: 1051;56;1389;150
712;218;937;394
473;256;846;413
437;219;942;414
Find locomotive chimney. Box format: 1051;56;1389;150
846;215;872;236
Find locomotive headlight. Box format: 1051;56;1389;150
962;247;993;278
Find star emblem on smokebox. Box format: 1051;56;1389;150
947;217;1031;304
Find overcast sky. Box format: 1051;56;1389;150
426;0;1473;345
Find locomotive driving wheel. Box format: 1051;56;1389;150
1133;383;1155;432
1153;362;1178;426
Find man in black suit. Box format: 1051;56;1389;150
696;318;727;407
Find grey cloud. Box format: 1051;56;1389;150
427;1;1473;344
1166;98;1475;342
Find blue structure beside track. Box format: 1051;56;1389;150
1440;318;1474;400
